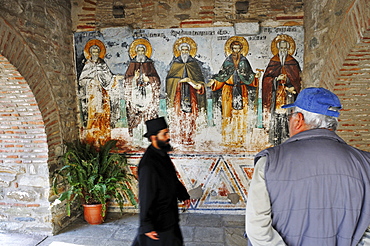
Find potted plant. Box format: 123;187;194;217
52;139;137;224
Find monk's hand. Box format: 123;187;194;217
285;86;296;94
145;231;159;240
184;199;191;208
207;79;215;87
255;72;261;78
111;77;118;87
179;77;191;83
133;69;140;81
142;74;150;83
189;81;202;90
277;74;287;81
181;199;191;213
180;78;202;90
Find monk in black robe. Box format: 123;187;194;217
132;117;190;246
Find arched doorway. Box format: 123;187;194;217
0;54;52;234
0;14;71;234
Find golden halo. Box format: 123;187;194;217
224;36;249;57
129;38;153;59
173;37;197;57
271;34;296;56
83;39;106;60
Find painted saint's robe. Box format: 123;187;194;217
166;56;206;145
211;54;257;147
79;58;113;146
262;54;301;145
124;56;161;140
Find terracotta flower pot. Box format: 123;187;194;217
82;204;105;225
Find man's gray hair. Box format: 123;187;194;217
293;107;339;131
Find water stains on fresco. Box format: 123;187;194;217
74;26;303;153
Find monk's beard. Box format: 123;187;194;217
91;55;99;63
232;52;240;60
279;50;288;66
231;53;240;66
181;53;189;63
157;139;173;152
136;54;146;63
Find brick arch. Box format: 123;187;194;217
0;54;51;234
316;0;370;152
334;28;370;151
320;0;370;90
0;16;63;161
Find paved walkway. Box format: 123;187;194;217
0;213;247;246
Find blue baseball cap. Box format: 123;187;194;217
282;87;342;117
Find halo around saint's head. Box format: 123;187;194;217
173;37;197;57
271;35;296;56
129;38;153;59
224;36;249;57
84;39;106;60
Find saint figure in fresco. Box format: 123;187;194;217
78;39;115;146
208;36;259;147
124;39;161;141
262;34;302;146
166;37;206;145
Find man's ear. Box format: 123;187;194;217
296;112;305;127
294;112;308;133
149;135;156;142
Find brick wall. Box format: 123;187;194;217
72;0;304;31
303;0;370;88
0;0;77;235
334;29;370;150
0;55;52;234
0;1;79;162
304;0;370;152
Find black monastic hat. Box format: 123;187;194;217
143;117;168;138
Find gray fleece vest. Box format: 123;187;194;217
255;129;370;246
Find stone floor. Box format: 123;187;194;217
0;213;247;246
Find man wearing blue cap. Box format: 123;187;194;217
132;117;190;246
246;87;370;245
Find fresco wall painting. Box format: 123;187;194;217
74;26;303;212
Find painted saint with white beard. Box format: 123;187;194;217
124;39;161;143
262;35;302;146
79;40;114;147
166;37;206;146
